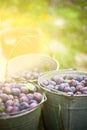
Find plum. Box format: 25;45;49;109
58;83;68;91
0;94;9;102
24;72;32;79
20;86;29;94
11;106;19;113
29;102;38;109
63;75;72;80
20;96;29;102
5;100;14;106
81;80;86;87
69;79;77;87
84;77;87;86
6;106;13;113
27;93;34;100
33;92;42;102
71;86;76;93
80;87;87;91
19;102;29;110
13;101;20;107
75;76;84;82
29;99;38;104
19;93;26;98
82;91;87;94
76;84;83;91
63;86;72;92
11;88;21;96
42;80;49;86
51;75;64;84
2;87;11;94
8;95;14;100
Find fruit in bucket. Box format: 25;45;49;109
8;67;44;83
0;79;43;116
41;74;87;95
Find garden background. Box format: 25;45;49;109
0;0;87;80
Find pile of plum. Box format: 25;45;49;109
41;74;87;95
10;68;44;83
0;80;43;116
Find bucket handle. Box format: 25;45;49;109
4;34;41;79
39;93;47;105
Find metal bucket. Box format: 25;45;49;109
38;70;87;130
2;54;58;130
0;93;46;130
5;53;59;79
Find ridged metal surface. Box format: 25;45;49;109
0;106;41;130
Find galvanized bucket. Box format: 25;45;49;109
0;93;47;130
2;53;59;130
38;70;87;130
5;53;59;80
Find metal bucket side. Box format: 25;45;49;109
0;106;41;130
0;93;47;130
38;70;87;130
6;54;59;78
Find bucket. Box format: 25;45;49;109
38;70;87;130
0;84;47;130
5;54;59;82
3;53;58;130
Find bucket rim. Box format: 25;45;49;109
0;93;47;119
5;53;59;78
8;53;59;69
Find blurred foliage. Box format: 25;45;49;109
0;0;87;70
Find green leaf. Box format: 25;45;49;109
0;107;4;112
24;83;35;91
